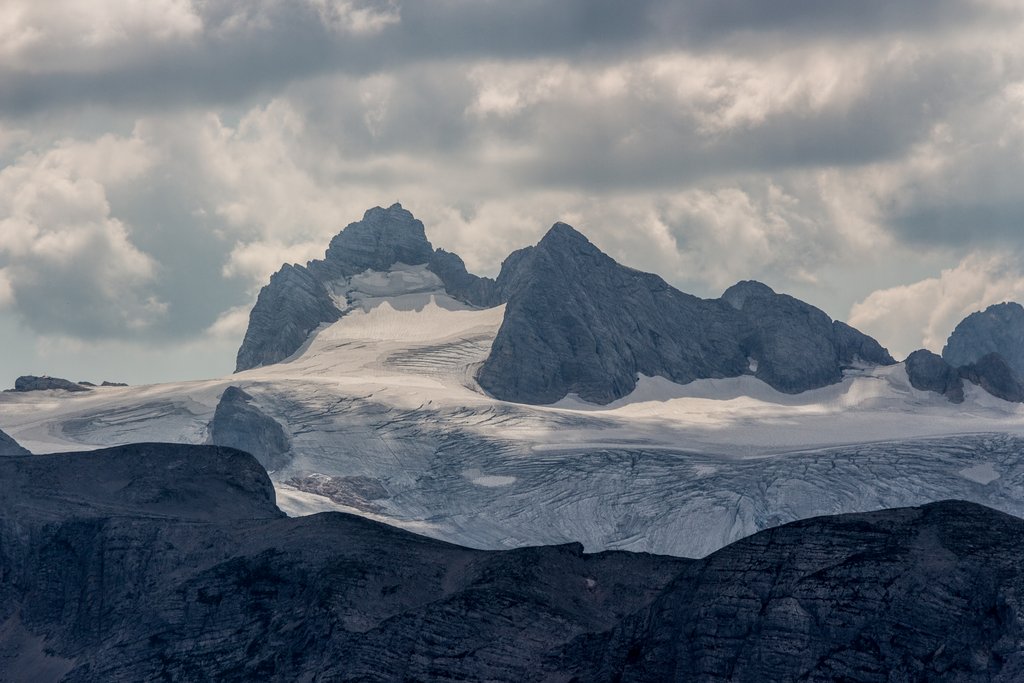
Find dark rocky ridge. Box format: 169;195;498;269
724;280;895;394
11;375;90;393
208;386;292;472
2;444;1024;681
943;302;1024;377
478;225;894;404
0;427;28;456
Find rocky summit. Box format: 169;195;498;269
1;443;1023;681
478;223;893;403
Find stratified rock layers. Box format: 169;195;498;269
1;444;1022;681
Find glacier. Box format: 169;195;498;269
3;263;1024;559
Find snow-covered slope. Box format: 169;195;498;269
4;263;1024;558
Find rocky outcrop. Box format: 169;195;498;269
208;386;292;472
11;375;90;393
477;224;894;404
943;302;1024;377
905;349;965;403
723;281;895;394
957;352;1024;403
0;443;681;681
2;447;1023;681
576;501;1024;682
0;428;28;456
0;443;281;522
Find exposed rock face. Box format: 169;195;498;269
833;319;897;367
2;448;1023;681
235;204;438;372
0;443;281;522
943;302;1024;377
234;263;342;372
478;224;749;404
578;501;1024;682
12;375;90;393
209;386;292;472
478;224;894;404
0;443;681;681
905;349;965;403
958;352;1024;403
723;281;895;393
0;428;28;456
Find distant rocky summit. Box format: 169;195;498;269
0;427;28;456
477;224;893;403
237;206;895;404
11;375;90;393
1;443;1023;681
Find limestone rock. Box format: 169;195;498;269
579;501;1024;682
905;349;965;403
2;446;1024;681
478;223;749;404
477;224;894;404
958;352;1024;403
234;263;341;372
209;386;292;472
723;281;895;393
943;302;1024;377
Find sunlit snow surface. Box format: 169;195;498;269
4;264;1024;558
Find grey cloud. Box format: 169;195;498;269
0;0;1014;117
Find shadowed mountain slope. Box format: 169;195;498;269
1;444;1022;681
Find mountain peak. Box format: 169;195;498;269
721;280;777;310
321;203;434;275
533;222;604;262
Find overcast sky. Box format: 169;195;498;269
2;0;1024;387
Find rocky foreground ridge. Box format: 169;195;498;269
0;427;28;456
236;204;895;403
1;443;1022;681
